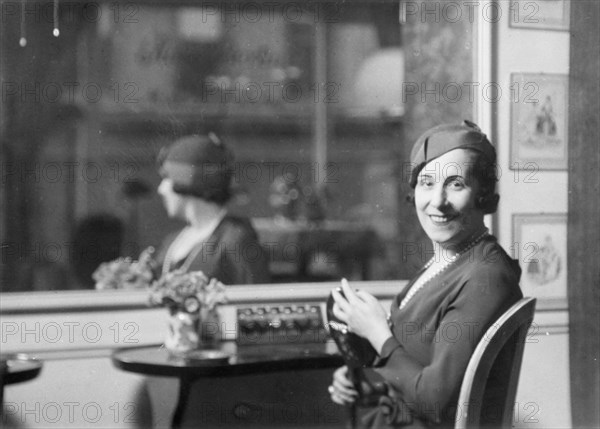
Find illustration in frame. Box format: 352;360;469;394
510;73;569;170
512;213;567;308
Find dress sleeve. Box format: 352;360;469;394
367;262;520;424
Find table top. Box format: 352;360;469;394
1;355;43;386
112;342;344;378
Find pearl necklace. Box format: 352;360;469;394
399;229;489;310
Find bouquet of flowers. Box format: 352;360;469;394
93;247;157;290
147;269;227;314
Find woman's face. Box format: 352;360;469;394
414;149;485;249
158;178;186;219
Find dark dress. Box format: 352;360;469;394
155;215;270;285
137;216;270;427
358;235;523;428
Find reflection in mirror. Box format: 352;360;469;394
1;0;473;291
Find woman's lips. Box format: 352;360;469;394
428;214;458;225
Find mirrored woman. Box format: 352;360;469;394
156;133;270;285
137;133;270;427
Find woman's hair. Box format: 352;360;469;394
406;149;500;214
158;133;234;206
469;150;500;214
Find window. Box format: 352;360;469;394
1;0;474;291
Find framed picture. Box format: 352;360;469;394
509;0;570;31
510;73;569;170
512;213;567;309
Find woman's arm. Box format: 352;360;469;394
369;264;521;424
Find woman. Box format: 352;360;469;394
156;132;270;285
137;133;271;427
329;121;523;428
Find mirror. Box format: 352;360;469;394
1;0;474;291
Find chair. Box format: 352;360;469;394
455;297;537;429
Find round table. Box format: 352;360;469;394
113;342;343;428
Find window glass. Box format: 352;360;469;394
0;0;473;291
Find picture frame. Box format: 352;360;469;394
512;213;567;309
510;73;569;170
509;0;570;31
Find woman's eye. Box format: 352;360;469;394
448;179;465;189
418;177;433;187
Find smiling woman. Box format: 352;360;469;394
410;122;499;252
329;121;523;428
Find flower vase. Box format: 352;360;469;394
199;308;221;347
165;310;200;355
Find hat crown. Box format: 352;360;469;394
408;121;496;188
159;133;234;204
410;120;495;165
164;134;233;166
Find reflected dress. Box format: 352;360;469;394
155;215;270;285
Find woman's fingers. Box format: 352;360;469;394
331;387;357;405
333;366;354;388
330;386;355;405
340;278;360;304
330;394;346;405
331;288;351;313
355;289;376;303
333;376;357;396
330;366;358;405
331;301;347;323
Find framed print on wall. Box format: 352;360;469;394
512;213;567;309
509;0;570;31
510;73;569;170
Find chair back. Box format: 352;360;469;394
455;297;536;429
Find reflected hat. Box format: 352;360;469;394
409;120;496;188
158;133;234;204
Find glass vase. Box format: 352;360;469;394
164;307;221;355
199;307;221;347
165;310;200;355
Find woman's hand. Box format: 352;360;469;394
329;366;358;405
331;278;392;354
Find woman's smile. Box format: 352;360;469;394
428;213;459;225
415;148;486;249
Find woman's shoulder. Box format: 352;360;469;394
456;235;523;297
477;236;520;274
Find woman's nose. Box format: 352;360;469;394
429;185;447;209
